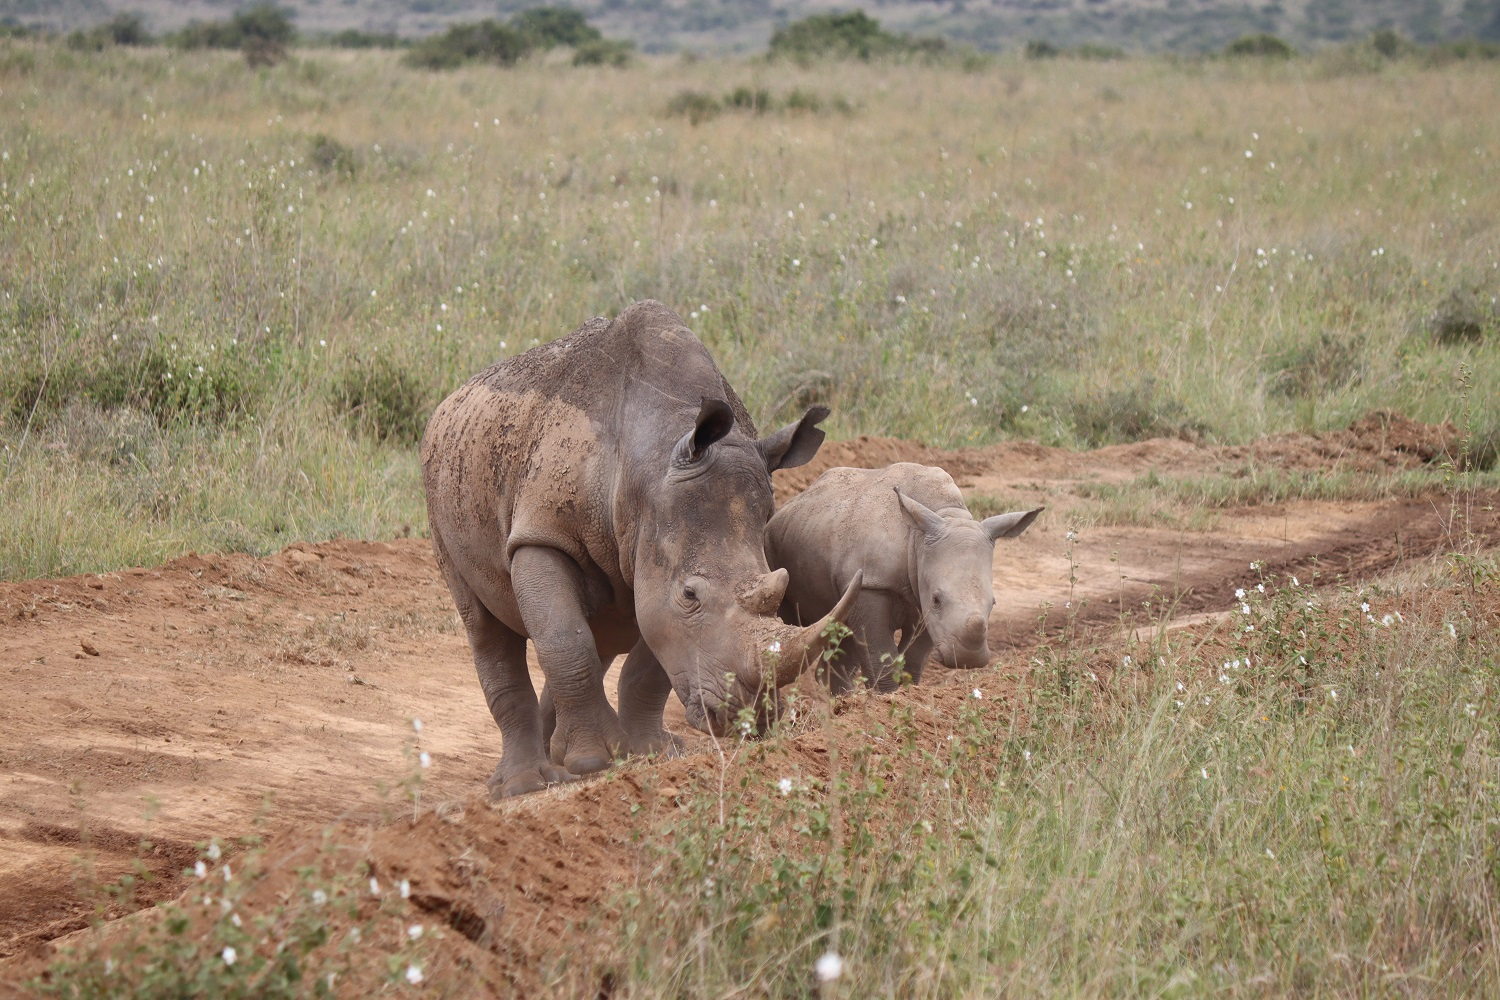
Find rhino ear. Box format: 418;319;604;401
758;405;830;472
671;397;736;467
980;507;1044;541
895;488;945;539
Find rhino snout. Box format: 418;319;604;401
959;612;987;646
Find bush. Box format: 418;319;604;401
170;3;294;66
306;133;356;179
1428;286;1498;344
68;13;152;51
512;6;602;49
1223;33;1295;58
769;12;898;61
1024;39;1060;59
330;355;432;444
666;89;721;124
572;38;632;67
321;29;402;49
404;19;532;69
724;86;772;112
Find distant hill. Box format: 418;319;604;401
6;0;1500;54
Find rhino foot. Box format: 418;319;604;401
621;727;685;759
488;760;577;799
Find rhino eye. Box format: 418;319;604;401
931;592;943;609
683;585;699;602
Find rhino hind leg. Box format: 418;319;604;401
510;545;625;776
899;624;933;685
616;640;685;758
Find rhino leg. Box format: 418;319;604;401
900;624;934;685
510;545;624;776
462;592;575;799
850;591;904;693
616;640;685;758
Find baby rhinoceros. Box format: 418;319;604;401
767;463;1041;693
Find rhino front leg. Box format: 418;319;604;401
616;640;685;758
461;595;575;798
899;623;934;685
851;591;906;693
510;545;624;776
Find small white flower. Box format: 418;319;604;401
1256;583;1265;593
195;860;208;879
222;865;232;882
1265;847;1276;860
1329;689;1338;701
1122;655;1132;668
399;879;411;899
318;339;326;347
408;924;424;939
971;688;983;700
419;751;431;769
1065;530;1078;542
412;718;423;733
767;640;782;654
312;889;328;905
222;946;237;966
1241;603;1251;615
1219;674;1231;684
369;877;380;896
1291;576;1300;587
1447;622;1458;639
1022;749;1032;762
1175;681;1186;692
815;951;844;982
1235;588;1246;599
405;964;424;985
1360;601;1370;614
1465;703;1477;717
207;843;222;863
777;777;793;795
1381;614;1394;627
230;912;242;927
1201;767;1209;779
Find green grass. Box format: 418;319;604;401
587;567;1500;996
2;42;1498;578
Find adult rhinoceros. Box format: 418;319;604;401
421;300;860;797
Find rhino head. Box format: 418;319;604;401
633;398;861;735
896;489;1042;670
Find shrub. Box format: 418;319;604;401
512;6;602;49
1428;286;1497;344
306;133;356;179
404;19;532;69
1024;39;1060;59
321;29;402;49
1266;331;1364;398
665;89;721;124
769;12;897;61
724;86;772;112
170;3;295;66
572;38;632;67
68;13;152;51
1072;43;1126;60
1223;33;1295;58
330;355;432;444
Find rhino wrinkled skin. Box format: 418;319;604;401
421;300;860;798
767;463;1042;692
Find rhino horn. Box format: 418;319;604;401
738;568;789;616
772;570;864;686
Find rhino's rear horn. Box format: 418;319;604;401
773;570;864;686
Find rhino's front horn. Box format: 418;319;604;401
738;568;789;617
773;570;864;686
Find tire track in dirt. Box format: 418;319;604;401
1;417;1492;986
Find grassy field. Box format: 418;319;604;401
2;41;1498;579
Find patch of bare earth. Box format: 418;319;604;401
2;414;1495;993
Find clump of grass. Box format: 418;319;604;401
1069;377;1203;446
1223;33;1296;58
329;354;433;445
1428;284;1498;344
305;134;356;180
572;38;633;67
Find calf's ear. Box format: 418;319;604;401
758;405;830;472
896;488;946;539
980;507;1044;541
671;397;737;467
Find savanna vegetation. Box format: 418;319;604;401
1;35;1497;585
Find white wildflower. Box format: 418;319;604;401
815;951;844;982
222;946;237;966
405;964;423;985
419;751;431;769
399;879;411;899
778;777;793;795
408;924;423;939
